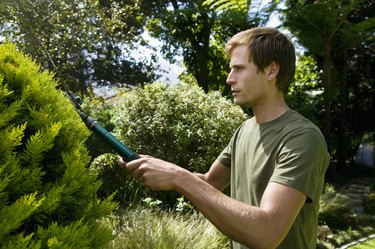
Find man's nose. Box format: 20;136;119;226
226;70;235;85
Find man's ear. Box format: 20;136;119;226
266;61;279;80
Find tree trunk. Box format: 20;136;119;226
196;35;210;92
193;12;211;93
323;42;332;141
336;52;349;173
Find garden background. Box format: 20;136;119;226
0;0;374;248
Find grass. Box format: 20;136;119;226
102;202;375;249
103;205;230;249
317;174;375;249
350;237;375;248
100;169;375;249
101;187;375;249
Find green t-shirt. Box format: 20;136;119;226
218;110;330;249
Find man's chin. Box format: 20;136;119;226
233;98;243;105
233;99;250;108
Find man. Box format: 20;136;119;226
122;27;330;249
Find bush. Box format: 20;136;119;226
112;82;247;173
364;192;375;215
0;43;116;248
319;184;357;229
91;82;247;206
90;153;150;207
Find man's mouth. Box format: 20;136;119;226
231;89;240;95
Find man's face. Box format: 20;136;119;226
226;45;271;108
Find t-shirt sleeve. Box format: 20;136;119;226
270;128;329;202
216;122;246;168
217;138;232;168
217;124;244;168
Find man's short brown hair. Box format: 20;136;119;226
225;27;296;93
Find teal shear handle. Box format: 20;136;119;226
81;113;140;161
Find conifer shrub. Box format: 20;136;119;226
91;82;247;206
0;43;116;248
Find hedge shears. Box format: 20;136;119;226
64;89;141;162
32;28;140;162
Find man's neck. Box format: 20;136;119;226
251;100;290;124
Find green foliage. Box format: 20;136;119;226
203;0;278;24
364;192;375;215
203;0;249;13
282;0;367;56
0;42;116;248
175;196;193;213
317;183;375;248
0;0;158;95
317;224;375;249
318;184;357;229
90;153;150;206
91;82;247;206
282;0;375;170
113;82;247;173
350;237;375;249
104;207;230;249
361;132;375;145
287;54;325;126
143;197;163;209
145;0;277;93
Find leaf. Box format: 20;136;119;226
21;122;62;168
0;123;26;162
203;0;249;13
0;192;44;240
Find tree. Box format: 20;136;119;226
145;0;278;93
282;0;375;172
0;0;159;96
0;42;116;248
287;54;325;127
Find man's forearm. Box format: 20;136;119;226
123;157;304;249
193;161;230;191
173;171;288;249
194;172;205;181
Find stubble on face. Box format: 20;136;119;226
227;46;268;108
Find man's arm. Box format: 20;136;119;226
194;160;231;191
125;157;306;249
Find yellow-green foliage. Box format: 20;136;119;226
106;207;230;249
364;192;375;215
0;43;116;248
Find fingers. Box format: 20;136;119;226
118;155;143;176
119;155;148;176
139;175;146;184
118;155;165;189
117;157;126;167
